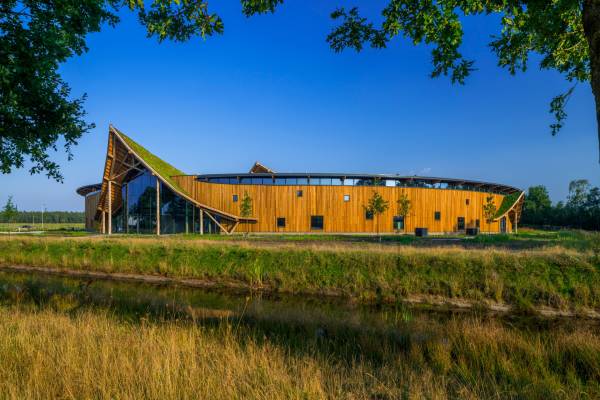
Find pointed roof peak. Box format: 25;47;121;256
249;161;274;174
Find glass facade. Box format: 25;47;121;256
110;168;221;235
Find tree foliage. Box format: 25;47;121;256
1;196;18;223
483;195;497;223
397;193;411;218
365;190;389;235
2;0;598;181
521;180;600;231
0;210;84;223
1;0;223;181
239;191;253;218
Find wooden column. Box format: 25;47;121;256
107;180;112;235
156;178;160;235
199;209;204;235
514;210;518;234
101;211;106;234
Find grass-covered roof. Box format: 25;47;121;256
494;192;523;219
114;128;188;194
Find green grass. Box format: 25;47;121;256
0;222;85;232
495;191;522;218
1;235;599;312
115;128;188;193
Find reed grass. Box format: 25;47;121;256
0;305;597;399
0;236;599;311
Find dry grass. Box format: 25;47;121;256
0;305;597;400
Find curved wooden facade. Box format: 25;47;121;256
77;126;524;235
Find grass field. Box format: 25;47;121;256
0;222;84;232
0;303;597;399
0;233;598;313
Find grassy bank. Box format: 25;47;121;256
0;236;599;312
0;304;597;399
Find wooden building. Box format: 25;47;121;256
77;126;524;235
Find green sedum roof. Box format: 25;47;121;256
494;192;522;219
114;129;188;194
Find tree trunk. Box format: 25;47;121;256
583;0;600;162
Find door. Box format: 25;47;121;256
393;216;404;231
457;217;465;231
500;217;507;233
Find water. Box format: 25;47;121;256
0;270;593;336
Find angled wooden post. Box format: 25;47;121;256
199;209;204;235
107;180;112;235
156;178;160;235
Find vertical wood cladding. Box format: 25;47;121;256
172;176;512;233
85;192;100;231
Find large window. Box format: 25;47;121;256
311;215;323;230
160;182;197;234
126;170;157;234
117;169;201;234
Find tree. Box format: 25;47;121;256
522;185;552;226
2;196;18;223
364;190;389;236
5;0;600;179
396;193;411;232
1;0;223;181
239;191;253;235
483;196;497;227
244;1;599;161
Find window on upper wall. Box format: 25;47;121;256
277;217;286;228
434;211;441;221
365;210;374;220
466;199;470;205
343;195;350;202
311;215;323;230
297;190;303;197
233;195;238;202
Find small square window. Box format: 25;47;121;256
466;199;470;205
365;210;374;220
277;217;286;228
297;190;303;197
343;194;350;202
233;194;238;202
311;215;323;230
434;211;441;221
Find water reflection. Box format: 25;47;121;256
0;271;592;336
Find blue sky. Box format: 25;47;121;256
2;1;599;211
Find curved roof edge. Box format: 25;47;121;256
493;191;525;221
76;183;102;196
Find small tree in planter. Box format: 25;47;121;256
396;193;411;233
239;192;253;236
483;195;497;233
364;190;389;238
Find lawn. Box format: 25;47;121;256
0;222;85;232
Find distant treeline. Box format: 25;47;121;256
521;180;600;231
0;211;84;224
